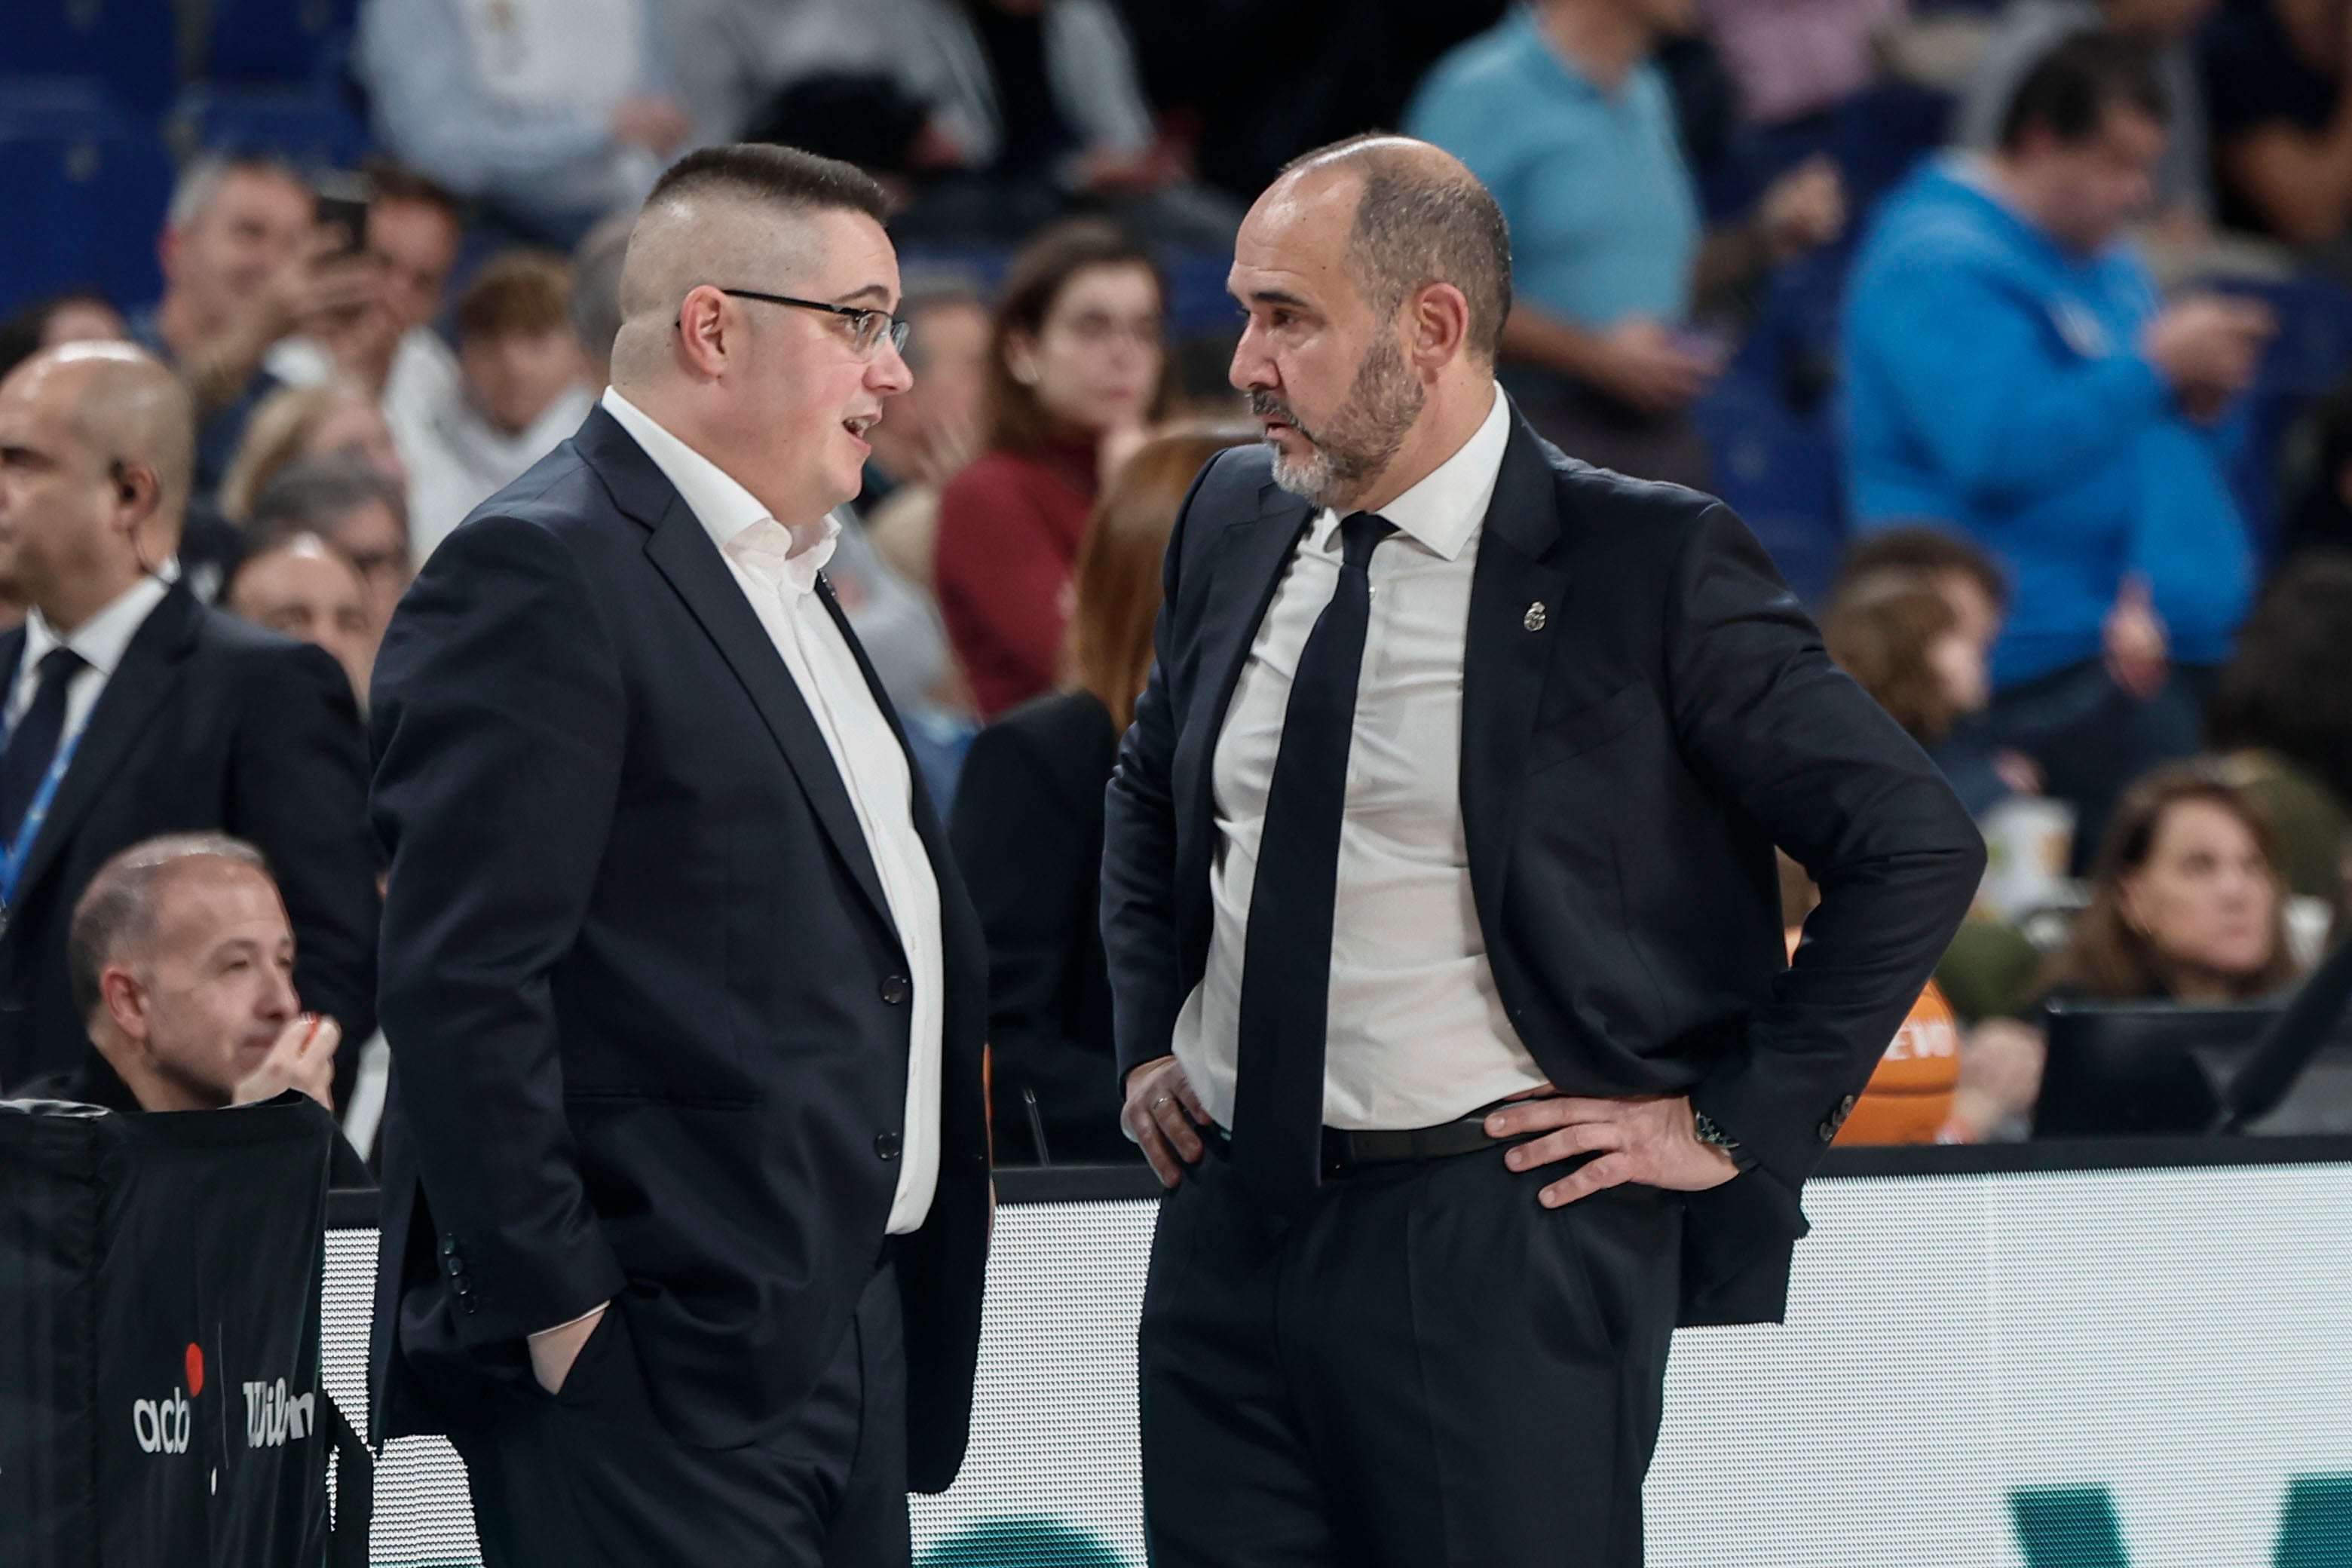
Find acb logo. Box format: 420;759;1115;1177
132;1343;204;1456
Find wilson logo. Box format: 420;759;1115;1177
242;1378;316;1448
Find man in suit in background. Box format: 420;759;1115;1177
0;343;378;1096
1101;136;1985;1566
368;144;991;1567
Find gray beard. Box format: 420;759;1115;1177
1261;335;1425;513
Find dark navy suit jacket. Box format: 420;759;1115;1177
1101;405;1985;1324
366;409;990;1490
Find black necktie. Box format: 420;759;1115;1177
1231;511;1393;1214
0;647;85;849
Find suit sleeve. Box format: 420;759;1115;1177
234;639;381;1049
1099;455;1219;1087
1664;503;1986;1221
369;513;629;1346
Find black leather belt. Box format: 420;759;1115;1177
1320;1115;1510;1176
1200;1113;1514;1176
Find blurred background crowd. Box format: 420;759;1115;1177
7;0;2352;1159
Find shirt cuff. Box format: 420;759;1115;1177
526;1300;608;1343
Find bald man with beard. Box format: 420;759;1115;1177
1101;136;1981;1565
0;343;378;1095
366;145;990;1566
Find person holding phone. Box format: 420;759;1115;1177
127;155;383;507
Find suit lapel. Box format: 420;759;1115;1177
1460;411;1571;944
643;510;901;948
577;409;903;948
12;585;200;908
1173;482;1314;967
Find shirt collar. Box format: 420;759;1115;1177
1314;381;1510;563
24;568;176;682
599;387;841;593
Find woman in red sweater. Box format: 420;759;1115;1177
936;219;1166;718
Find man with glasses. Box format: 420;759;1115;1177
248;458;416;690
366;144;991;1567
0;343;378;1100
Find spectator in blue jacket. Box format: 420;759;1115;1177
1842;30;2274;867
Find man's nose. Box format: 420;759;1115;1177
1230;327;1274;392
260;966;299;1023
870;340;914;395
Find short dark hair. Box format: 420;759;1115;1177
645;142;890;226
457;250;574;341
0;287;118;383
249;458;409;550
1833;525;2009;613
1278;135;1514;361
362;157;461;224
69;835;272;1022
1998;30;2169;152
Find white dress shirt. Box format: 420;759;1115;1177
601;388;944;1233
1171;384;1550;1132
6;571;176;749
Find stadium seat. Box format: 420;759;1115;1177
204;0;358;84
1693;372;1848;608
0;78;172;314
11;0;181;118
1832;84;1954;213
170;83;369;171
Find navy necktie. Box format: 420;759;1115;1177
1231;511;1393;1214
0;647;85;849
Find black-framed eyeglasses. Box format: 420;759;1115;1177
718;288;911;358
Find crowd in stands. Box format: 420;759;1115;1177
8;0;2352;1161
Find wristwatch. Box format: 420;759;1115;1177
1692;1110;1753;1172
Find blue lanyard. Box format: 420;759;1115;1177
0;719;82;910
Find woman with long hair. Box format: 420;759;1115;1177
1964;761;2306;1135
934;218;1166;719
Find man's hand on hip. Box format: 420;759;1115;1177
1482;1093;1740;1208
1122;1055;1210;1188
528;1303;608;1395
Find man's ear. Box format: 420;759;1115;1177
99;963;152;1045
675;285;735;378
1407;282;1472;370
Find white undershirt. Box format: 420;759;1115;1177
1171;384;1550;1131
601;388;943;1233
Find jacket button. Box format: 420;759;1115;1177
874;1131;902;1161
439;1238;458;1257
880;975;909;1006
1819;1120;1837;1142
1839;1095;1858;1116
